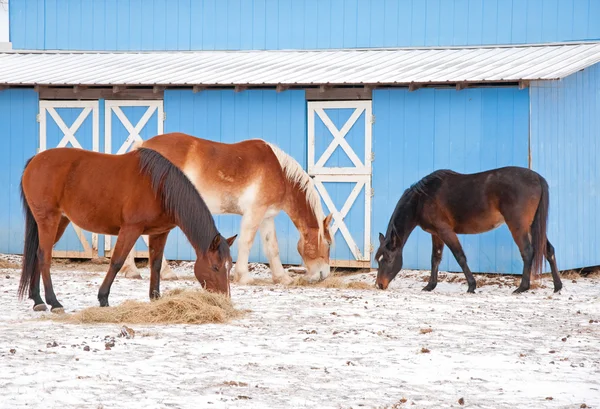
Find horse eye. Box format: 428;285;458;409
212;265;219;272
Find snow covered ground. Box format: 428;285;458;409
1;254;599;409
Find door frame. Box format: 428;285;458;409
39;100;100;259
307;100;373;267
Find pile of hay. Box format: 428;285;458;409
49;289;246;325
289;276;373;290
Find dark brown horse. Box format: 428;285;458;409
375;167;562;294
19;147;236;312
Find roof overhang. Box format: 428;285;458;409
1;41;600;89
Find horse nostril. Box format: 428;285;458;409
377;282;384;290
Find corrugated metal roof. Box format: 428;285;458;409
1;42;600;87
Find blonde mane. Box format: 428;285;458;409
266;142;327;234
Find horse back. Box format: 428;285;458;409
140;133;287;213
22;148;165;234
420;167;544;234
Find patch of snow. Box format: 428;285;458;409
0;257;598;408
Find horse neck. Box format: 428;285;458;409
282;178;321;235
390;194;419;249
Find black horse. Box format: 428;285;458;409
375;166;562;294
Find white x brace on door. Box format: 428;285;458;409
308;100;373;265
39;100;100;258
104;100;164;258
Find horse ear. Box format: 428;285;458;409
323;213;333;228
378;232;385;245
209;235;222;251
225;234;237;247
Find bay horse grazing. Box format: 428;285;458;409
120;132;333;285
375;167;563;294
19;147;236;312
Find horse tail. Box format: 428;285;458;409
18;158;40;300
136;148;218;253
531;174;549;279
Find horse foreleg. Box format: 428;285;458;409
423;234;444;292
259;216;293;285
148;232;169;300
437;229;476;293
546;239;562;293
234;211;265;285
36;213;64;311
119;249;143;279
98;226;142;307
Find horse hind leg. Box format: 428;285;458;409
119;248;143;279
259;216;293;285
29;215;70;311
233;210;266;285
159;256;178;281
546;239;562;293
97;226;143;307
36;213;66;311
508;226;534;294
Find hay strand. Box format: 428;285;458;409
47;289;246;325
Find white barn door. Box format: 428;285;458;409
39;100;100;259
308;100;373;267
104;100;164;259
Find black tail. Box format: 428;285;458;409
136;148;222;255
18;158;40;300
531;175;549;279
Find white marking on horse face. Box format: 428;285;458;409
377;255;383;262
217;170;235;183
238;183;258;213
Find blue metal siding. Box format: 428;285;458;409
162;89;307;264
10;0;600;51
371;87;530;273
0;89;39;255
530;63;600;271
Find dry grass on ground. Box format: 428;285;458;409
45;289;246;325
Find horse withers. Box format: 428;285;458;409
375;167;562;294
19;147;236;312
120;133;333;285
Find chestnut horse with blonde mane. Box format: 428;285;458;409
19;147;235;311
119;132;333;285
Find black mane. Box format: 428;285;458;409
137;148;227;257
386;170;457;242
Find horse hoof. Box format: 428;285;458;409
512;287;528;294
422;285;436;292
237;276;254;285
554;285;563;293
33;304;48;312
160;271;179;281
467;288;476;294
275;275;294;285
51;307;65;314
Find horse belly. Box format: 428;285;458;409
455;212;505;234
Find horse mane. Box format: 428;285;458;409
136;148;227;257
265;142;327;231
388;170;457;241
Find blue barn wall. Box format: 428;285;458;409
162;89;307;264
371;87;530;273
10;0;600;51
530;63;600;271
0;89;39;255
